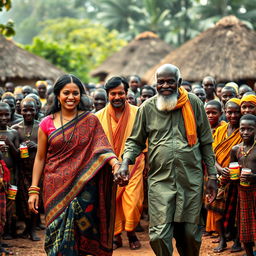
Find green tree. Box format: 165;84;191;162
0;0;15;36
1;0;87;43
24;18;127;83
194;0;256;31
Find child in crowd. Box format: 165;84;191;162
0;102;19;240
204;100;225;236
241;95;256;116
0;152;12;255
230;114;256;256
208;98;242;253
205;100;225;135
12;98;40;241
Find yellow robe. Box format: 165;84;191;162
206;122;242;232
206;120;227;232
96;103;144;235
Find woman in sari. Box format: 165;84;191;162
28;74;119;256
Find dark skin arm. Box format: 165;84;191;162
215;161;230;178
0;133;19;156
231;145;256;184
241;171;256;184
26;140;37;150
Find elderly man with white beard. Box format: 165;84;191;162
114;64;217;256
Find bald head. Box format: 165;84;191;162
202;76;216;99
238;84;252;99
221;86;237;106
202;76;215;85
156;64;181;82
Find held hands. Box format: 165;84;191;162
113;160;130;187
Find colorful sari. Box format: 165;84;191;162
42;112;117;256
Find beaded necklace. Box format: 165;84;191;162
23;121;34;139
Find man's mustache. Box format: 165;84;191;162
159;88;176;93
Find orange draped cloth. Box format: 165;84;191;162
212;120;226;137
174;87;197;146
213;122;242;167
206;122;242;232
206;121;226;232
96;103;145;235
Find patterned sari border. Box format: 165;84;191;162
48;111;90;142
45;152;115;225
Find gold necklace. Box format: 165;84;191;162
23;122;34;139
241;140;256;157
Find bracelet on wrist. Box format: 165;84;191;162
28;186;40;195
28;190;40;195
28;186;40;191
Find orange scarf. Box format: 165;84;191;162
106;102;130;156
174;87;197;146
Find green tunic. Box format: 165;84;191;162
123;93;216;227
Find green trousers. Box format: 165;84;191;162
149;222;202;256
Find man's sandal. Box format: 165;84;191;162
128;236;141;250
113;235;122;250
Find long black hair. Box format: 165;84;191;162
47;74;91;115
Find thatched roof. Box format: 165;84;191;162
90;31;173;80
144;16;256;84
0;35;64;82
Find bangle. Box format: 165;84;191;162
28;186;40;195
28;190;40;195
208;175;217;180
28;186;40;191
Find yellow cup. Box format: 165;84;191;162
7;185;18;200
229;162;240;180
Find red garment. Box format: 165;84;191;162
237;184;256;243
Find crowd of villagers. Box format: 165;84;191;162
0;73;255;256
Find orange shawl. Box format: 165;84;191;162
96;102;138;158
105;102;130;157
174;87;197;146
213;122;242;167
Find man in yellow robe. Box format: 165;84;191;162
96;76;144;250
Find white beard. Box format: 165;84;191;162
156;93;178;112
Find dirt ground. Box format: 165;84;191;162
3;219;251;256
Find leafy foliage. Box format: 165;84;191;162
23;18;127;83
0;0;15;36
2;0;256;46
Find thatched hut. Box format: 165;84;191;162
90;31;173;82
0;35;64;86
144;16;256;87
